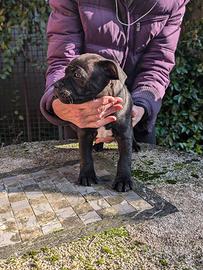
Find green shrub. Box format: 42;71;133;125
157;18;203;154
0;0;50;79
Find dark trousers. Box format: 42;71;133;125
133;126;156;144
61;125;156;145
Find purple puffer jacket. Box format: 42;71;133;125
40;0;190;132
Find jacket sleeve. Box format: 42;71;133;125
131;1;189;133
40;0;84;126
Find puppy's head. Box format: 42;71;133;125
53;53;120;104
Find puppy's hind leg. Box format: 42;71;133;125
77;129;99;186
93;142;104;152
132;139;141;152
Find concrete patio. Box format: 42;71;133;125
0;141;202;269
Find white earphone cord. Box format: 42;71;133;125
115;0;158;27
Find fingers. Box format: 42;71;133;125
52;98;72;121
92;96;123;107
88;115;117;128
80;102;122;126
77;97;123;128
52;98;63;111
80;96;123;111
53;96;123;113
95;136;114;144
84;114;102;124
99;103;123;118
131;105;145;127
52;96;123;128
84;101;114;116
97;102;114;114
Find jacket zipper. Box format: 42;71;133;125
120;1;160;68
121;4;130;69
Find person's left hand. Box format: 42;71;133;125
131;105;145;127
95;105;145;144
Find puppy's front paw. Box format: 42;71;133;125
78;170;99;186
112;176;133;192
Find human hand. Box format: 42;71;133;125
131;105;145;127
95;105;145;144
52;96;123;129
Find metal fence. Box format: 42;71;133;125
0;32;62;146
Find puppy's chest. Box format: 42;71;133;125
96;126;113;139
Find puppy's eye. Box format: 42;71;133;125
74;72;81;78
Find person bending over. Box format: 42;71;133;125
40;0;190;144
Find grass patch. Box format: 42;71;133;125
1;226;177;269
166;179;177;184
47;254;60;263
132;169;166;182
101;245;113;254
191;173;199;178
40;246;50;253
159;258;168;266
22;250;39;260
103;227;129;238
174;163;185;170
96;257;105;265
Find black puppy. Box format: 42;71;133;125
54;53;136;192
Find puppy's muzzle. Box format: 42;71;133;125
54;81;72;103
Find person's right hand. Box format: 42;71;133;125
52;96;123;129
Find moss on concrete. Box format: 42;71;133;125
159;258;168;267
132;169;166;182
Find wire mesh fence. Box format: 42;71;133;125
0;29;60;146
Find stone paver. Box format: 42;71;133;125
0;231;21;248
55;206;76;222
16;215;38;230
113;200;137;215
0;196;10;206
79;210;102;225
0;217;17;231
129;199;153;211
88;198;111;211
61;216;83;228
65;192;86;207
73;202;94;215
41;219;63;235
105;195;125;205
0;165;157;249
11;200;30;212
83;192;103;201
8;192;27;203
56;180;78;193
19;228;42;242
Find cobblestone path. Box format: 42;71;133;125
0;164;153;248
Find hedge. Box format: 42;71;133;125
156;18;203;154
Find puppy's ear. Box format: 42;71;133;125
98;60;119;80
